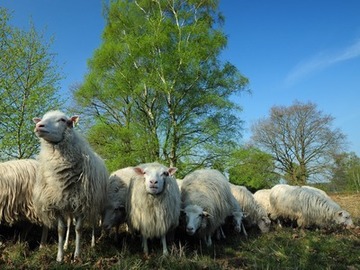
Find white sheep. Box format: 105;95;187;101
102;167;134;238
0;159;48;246
253;189;272;217
302;185;330;198
230;184;271;233
180;169;235;246
216;193;246;240
126;162;180;256
269;184;354;229
32;110;108;262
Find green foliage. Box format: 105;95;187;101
73;0;249;170
0;8;63;160
330;152;360;192
228;146;280;191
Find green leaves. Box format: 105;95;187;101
0;8;63;160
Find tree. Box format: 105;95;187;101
331;152;360;192
228;146;280;191
0;8;63;160
251;101;347;185
73;0;248;172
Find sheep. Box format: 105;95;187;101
302;185;330;198
102;167;134;239
269;184;354;229
253;189;272;217
230;184;271;233
32;110;108;262
180;169;236;246
0;159;48;245
126;162;180;256
216;193;246;240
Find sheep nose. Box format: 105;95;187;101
186;226;194;233
150;180;158;185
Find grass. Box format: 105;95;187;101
0;193;359;269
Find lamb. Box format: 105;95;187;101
230;184;271;233
32;110;108;262
126;162;180;256
180;169;236;246
269;184;354;229
0;159;48;245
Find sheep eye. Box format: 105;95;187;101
163;171;169;177
58;118;66;122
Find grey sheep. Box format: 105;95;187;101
33;110;108;262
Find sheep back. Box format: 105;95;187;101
0;159;39;225
181;169;234;237
230;184;270;231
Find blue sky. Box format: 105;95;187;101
3;0;360;155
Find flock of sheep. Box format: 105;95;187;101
0;110;355;262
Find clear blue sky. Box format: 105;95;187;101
3;0;360;155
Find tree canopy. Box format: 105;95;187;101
73;0;249;173
228;146;280;191
0;8;63;160
251;100;347;185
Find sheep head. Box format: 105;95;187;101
181;204;211;236
33;110;79;143
133;163;177;195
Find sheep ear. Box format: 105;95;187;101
33;117;41;124
168;167;177;176
133;167;144;176
69;116;79;127
202;211;212;218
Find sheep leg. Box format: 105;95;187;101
74;217;83;259
142;237;149;255
91;225;95;248
205;235;212;246
56;217;66;262
161;235;168;256
241;223;248;238
39;226;48;248
64;216;72;250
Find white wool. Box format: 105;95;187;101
126;162;180;255
269;184;353;228
33;110;108;261
0;159;40;225
180;169;234;246
230;184;270;233
253;189;272;216
102;167;134;232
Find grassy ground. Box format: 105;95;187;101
0;193;359;269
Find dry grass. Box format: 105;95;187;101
330;192;360;220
